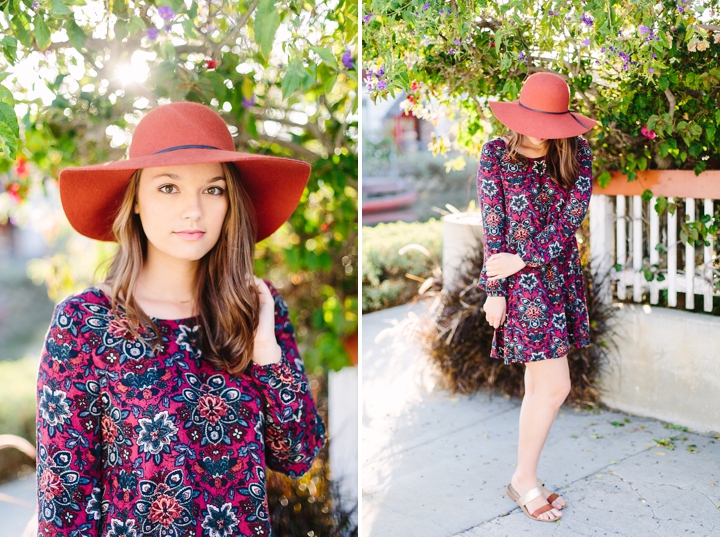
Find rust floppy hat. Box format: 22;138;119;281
58;101;311;242
488;72;597;139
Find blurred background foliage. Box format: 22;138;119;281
0;0;358;375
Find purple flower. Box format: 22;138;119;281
342;50;354;69
449;48;456;55
422;2;430;9
581;12;594;26
678;5;684;13
32;1;38;7
648;67;655;73
376;67;385;77
158;6;175;20
601;46;606;52
377;80;387;91
651;53;657;58
519;51;525;60
582;37;591;47
165;24;172;31
147;28;159;40
242;96;256;108
454;39;461;45
639;25;650;35
363;14;373;22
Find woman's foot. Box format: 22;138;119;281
538;481;566;510
510;475;562;521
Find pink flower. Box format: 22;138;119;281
641;125;656;139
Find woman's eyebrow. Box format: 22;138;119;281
151;173;226;183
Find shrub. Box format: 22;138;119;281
362;219;443;312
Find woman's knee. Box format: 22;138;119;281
527;356;571;406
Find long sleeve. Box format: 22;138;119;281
477;141;509;297
517;136;594;268
248;281;327;477
36;299;103;536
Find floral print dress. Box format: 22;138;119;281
36;281;327;537
476;136;593;364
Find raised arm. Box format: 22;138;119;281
477;141;509;297
248;281;327;477
37;299;103;536
517;136;593;268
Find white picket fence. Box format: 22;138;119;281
590;181;719;311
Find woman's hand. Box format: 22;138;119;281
486;252;526;280
483;296;507;329
252;276;282;366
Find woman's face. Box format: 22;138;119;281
524;135;548;148
134;162;228;262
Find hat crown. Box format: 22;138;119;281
519;72;569;114
128;102;234;159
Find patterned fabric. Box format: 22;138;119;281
36;281;326;536
476;136;593;364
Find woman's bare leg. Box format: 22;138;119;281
510;355;570;520
519;365;567;510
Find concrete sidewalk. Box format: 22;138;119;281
0;471;36;536
362;300;720;537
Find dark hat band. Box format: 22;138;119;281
152;144;223;154
518;101;592;129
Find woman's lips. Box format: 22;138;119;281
174;231;206;241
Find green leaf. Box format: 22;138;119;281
0;85;14;105
181;18;197;40
310;46;338;68
0;120;18;160
65;19;86;50
0;102;19;138
110;0;128;17
597;170;611;188
641;189;653;202
654;195;667;214
1;35;18;64
34;14;51;51
324;73;338;95
254;0;281;60
204;71;227;101
281;58;305;100
127;16;147;36
114;19;128;41
50;0;72;16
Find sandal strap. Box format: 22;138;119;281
517;485;544;507
530;502;555;519
547;492;559;504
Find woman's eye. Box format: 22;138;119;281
206;186;225;195
159;184;177;194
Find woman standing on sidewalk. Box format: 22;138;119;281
35;102;326;536
476;72;597;522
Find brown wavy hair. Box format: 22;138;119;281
99;161;260;375
500;130;580;191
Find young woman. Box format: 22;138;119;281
36;101;327;536
476;72;597;522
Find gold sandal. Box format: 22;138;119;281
537;478;565;509
506;483;561;522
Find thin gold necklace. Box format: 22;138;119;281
138;278;194;304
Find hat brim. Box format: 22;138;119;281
488;100;597;139
58;149;311;243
